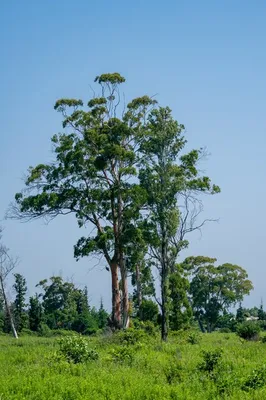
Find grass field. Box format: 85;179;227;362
0;331;266;399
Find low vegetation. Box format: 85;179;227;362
1;331;266;399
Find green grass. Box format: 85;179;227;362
1;332;266;399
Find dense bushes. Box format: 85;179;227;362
57;335;99;363
236;321;261;340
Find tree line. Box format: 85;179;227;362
0;254;253;336
4;72;253;340
0;273;109;336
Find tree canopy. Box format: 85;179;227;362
187;257;254;332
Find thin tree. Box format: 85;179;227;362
139;107;220;341
13;273;28;331
0;234;19;339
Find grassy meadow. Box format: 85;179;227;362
0;331;266;400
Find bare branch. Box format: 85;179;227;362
176;190;218;243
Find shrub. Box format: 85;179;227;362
37;323;52;337
261;335;266;343
117;328;145;345
51;329;78;337
242;365;266;391
219;327;231;333
57;335;99;363
259;320;266;331
140;321;158;336
164;362;183;384
237;321;261;341
20;328;37;336
138;299;159;323
187;332;201;345
109;346;133;364
84;327;99;336
198;349;223;374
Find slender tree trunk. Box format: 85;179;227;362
120;256;130;329
0;275;18;339
110;261;121;329
161;224;169;341
135;264;142;310
161;267;169;341
198;318;205;333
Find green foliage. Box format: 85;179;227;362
237;321;261;340
35;277;104;334
2;333;266;398
139;108;220;340
37;277;79;330
37;323;51;337
97;298;109;329
169;264;192;331
109;346;133;364
242;365;266;391
20;328;37;336
163;362;183;384
57;335;99;363
11;72;221;335
258;303;266;321
117;328;145;345
12;72;158;329
94;72;125;85
140;321;158;336
138;299;159;323
189;257;253;332
187;332;202;345
217;312;237;332
29;294;43;331
131;261;155;315
198;348;223;374
13;273;28;331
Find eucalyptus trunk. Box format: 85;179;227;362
135;264;142;310
120;255;130;328
110;261;121;329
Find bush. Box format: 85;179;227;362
84;327;99;336
140;321;158;336
37;323;52;337
138;299;159;323
117;328;145;345
242;365;266;391
237;321;261;341
57;335;99;363
51;329;78;337
187;332;201;345
259;320;266;331
219;327;231;333
20;328;37;336
109;346;133;364
164;362;183;384
198;349;223;374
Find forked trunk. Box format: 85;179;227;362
110;261;121;329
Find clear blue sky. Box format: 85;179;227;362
1;1;265;309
